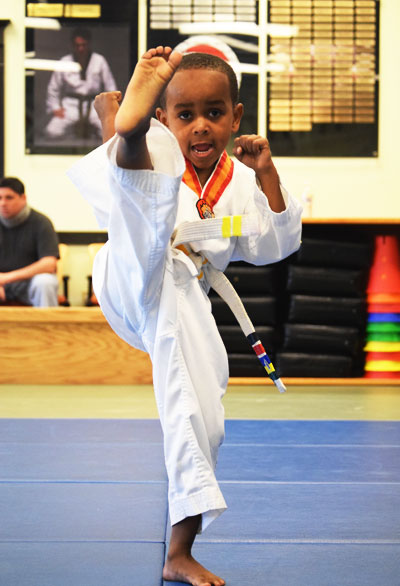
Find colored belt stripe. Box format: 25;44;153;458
222;215;242;238
247;333;276;376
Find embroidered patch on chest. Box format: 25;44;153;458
196;199;215;219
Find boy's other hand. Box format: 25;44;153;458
233;134;274;176
94;91;122;122
234;135;285;212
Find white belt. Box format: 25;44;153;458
205;265;286;393
173;215;286;393
172;214;259;248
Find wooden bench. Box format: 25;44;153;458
0;307;152;384
1;307;397;386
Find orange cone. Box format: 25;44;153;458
367;236;400;295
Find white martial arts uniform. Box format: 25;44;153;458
45;52;116;138
68;119;302;532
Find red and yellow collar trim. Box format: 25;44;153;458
182;150;234;214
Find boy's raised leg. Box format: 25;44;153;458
163;515;225;586
115;46;182;170
116;47;180;139
114;46;181;169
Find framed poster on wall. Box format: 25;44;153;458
25;5;133;154
266;0;379;157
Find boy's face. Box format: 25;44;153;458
156;68;243;185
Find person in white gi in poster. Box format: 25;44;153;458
68;47;302;586
45;27;116;140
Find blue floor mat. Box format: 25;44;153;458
163;542;400;586
0;542;165;586
0;442;167;481
217;444;400;482
224;419;400;446
0;482;167;541
197;482;400;542
1;418;399;586
0;418;163;444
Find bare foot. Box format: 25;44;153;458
115;45;182;138
163;552;225;586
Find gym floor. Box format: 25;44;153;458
1;382;399;585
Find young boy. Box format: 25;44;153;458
68;46;302;586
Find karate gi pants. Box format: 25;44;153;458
94;221;229;533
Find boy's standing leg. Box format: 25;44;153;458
163;514;218;585
112;46;225;586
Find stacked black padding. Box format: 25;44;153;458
209;262;280;377
275;237;373;377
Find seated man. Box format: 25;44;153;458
0;177;59;306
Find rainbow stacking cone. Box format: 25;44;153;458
364;236;400;379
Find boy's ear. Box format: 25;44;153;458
232;102;244;133
156;107;169;127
